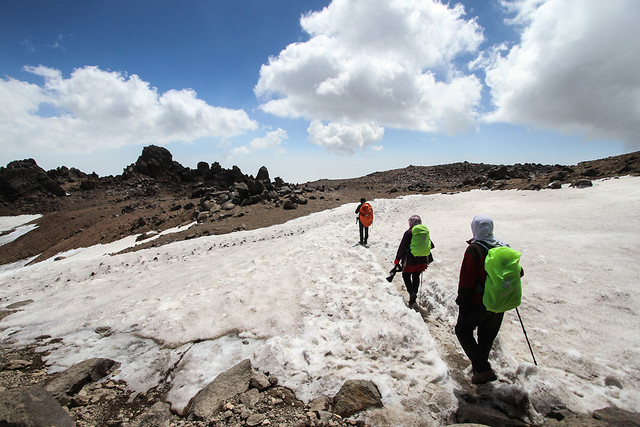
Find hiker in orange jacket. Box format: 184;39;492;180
355;198;373;245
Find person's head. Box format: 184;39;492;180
408;215;422;228
360;198;366;204
471;214;494;241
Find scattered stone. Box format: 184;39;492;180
246;412;266;426
283;200;298;210
522;183;542;191
308;395;330;412
138;401;175;427
4;359;31;370
291;194;308;205
571;179;593;188
545;408;608;426
250;372;271;391
240;388;261;408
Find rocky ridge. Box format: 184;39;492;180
1;147;639;267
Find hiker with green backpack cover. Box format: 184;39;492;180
455;215;524;385
393;215;435;307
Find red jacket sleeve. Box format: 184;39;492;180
456;243;487;306
394;229;412;264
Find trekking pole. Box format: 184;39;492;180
516;307;538;366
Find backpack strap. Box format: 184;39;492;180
473;241;491;252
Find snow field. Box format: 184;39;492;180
1;176;639;424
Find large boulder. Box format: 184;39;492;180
134;145;179;178
45;357;119;406
332;379;383;418
247;178;266;196
456;403;528;426
0;159;67;201
593;407;640;425
256;166;270;181
0;386;75;427
186;359;253;420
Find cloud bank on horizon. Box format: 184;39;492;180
1;0;639;174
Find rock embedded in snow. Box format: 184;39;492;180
186;358;253;420
44;357;119;406
571;179;593;188
456;403;528;426
332;379;383;418
593;407;640;425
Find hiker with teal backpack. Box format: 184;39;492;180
455;215;524;385
393;215;434;307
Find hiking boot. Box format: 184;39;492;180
408;293;417;305
471;369;497;385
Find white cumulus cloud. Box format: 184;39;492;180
232;128;288;155
255;0;484;152
0;65;258;153
307;120;384;154
484;0;640;147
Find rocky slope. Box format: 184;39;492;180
1;146;639;266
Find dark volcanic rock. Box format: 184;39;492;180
256;166;270;181
133;145;183;178
0;159;66;201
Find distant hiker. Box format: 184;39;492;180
355;198;373;245
393;215;434;307
455;214;524;385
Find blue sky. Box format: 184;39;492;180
1;0;638;182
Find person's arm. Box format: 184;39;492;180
394;230;411;265
455;245;484;306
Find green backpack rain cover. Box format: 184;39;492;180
410;224;431;257
483;246;522;313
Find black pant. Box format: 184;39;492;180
402;272;421;304
359;222;369;244
455;305;504;372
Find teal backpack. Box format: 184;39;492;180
410;224;431;257
483;246;522;313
